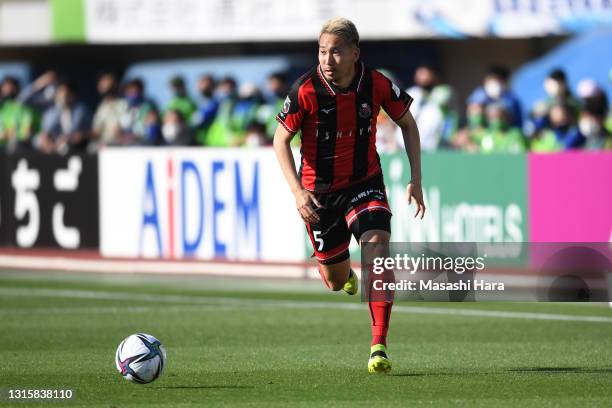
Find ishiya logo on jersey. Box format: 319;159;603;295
139;156;261;260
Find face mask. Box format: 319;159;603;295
578;118;601;138
544;79;562;98
126;95;142;107
484;80;503;99
245;132;265;147
162;123;179;142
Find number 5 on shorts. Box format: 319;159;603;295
313;230;324;251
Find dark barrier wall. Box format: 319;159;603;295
2;152;99;249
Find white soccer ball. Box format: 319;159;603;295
115;333;166;384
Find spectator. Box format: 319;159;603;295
18;70;58;112
577;78;608;120
192;74;219;145
204;76;238;146
257;72;289;139
409;84;458;151
91;72;127;149
264;72;288;105
119;78;156;144
230;82;263;141
524;99;549;140
242;121;269;147
576;80;611;149
543;69;580;109
452;102;486;152
161;109;194;146
478;103;525;153
527;68;580;138
531;103;585;151
579;110;612;149
0;76;38;152
467;65;523;128
407;64;439;120
38;80;91;154
165;76;197;122
143;108;163;146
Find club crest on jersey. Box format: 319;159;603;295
359;103;372;119
282;96;291;114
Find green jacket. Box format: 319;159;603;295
0;100;38;144
166;96;197;122
530;130;564;152
479;127;526;153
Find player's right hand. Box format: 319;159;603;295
406;181;426;219
295;189;322;224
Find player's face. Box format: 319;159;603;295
318;33;359;86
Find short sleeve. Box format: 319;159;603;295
377;71;413;122
276;82;304;134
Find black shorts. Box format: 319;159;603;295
305;173;392;265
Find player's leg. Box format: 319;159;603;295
305;202;355;292
316;258;351;291
344;175;394;373
360;228;393;347
359;228;394;373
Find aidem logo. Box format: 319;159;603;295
140;157;260;260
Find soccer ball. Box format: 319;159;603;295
115;333;166;384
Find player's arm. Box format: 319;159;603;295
395;110;426;219
272;125;321;224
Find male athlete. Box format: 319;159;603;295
273;18;425;374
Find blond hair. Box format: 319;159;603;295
319;18;359;47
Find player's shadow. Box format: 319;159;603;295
156;385;254;389
391;372;462;377
507;367;612;374
392;367;612;377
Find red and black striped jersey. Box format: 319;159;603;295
276;62;413;192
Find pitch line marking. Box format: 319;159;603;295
2;287;612;324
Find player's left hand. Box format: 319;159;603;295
406;181;426;219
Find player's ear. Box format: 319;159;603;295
354;46;360;62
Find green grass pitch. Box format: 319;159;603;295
2;270;612;407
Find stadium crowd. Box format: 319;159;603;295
1;65;611;154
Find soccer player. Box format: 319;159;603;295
273;18;425;374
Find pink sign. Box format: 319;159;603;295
529;152;612;242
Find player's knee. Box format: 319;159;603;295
320;270;347;291
318;261;350;291
328;279;345;291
